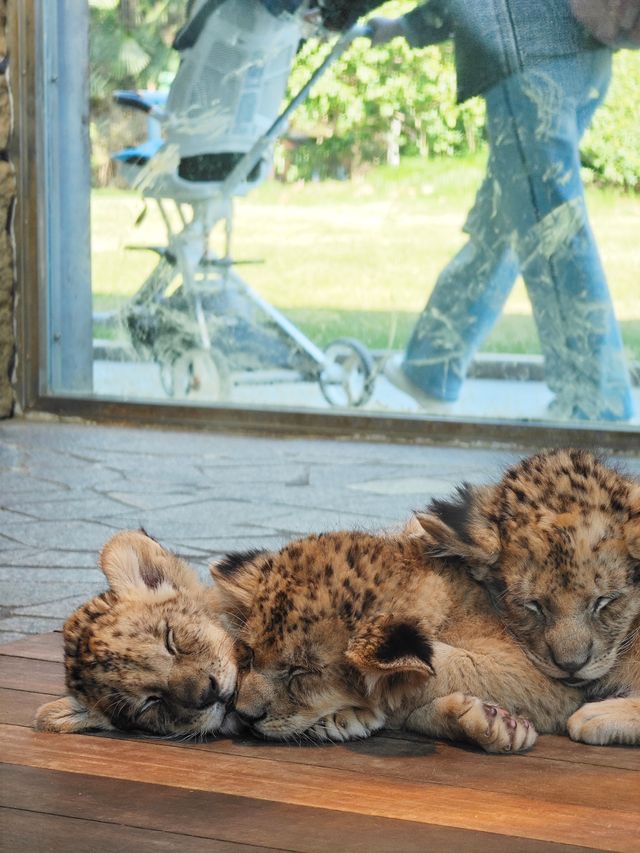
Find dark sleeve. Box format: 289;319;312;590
402;1;453;47
319;1;387;31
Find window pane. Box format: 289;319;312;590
43;0;640;429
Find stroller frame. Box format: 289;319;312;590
109;6;374;408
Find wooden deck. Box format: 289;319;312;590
0;634;638;852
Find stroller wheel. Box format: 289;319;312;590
319;338;375;408
162;348;231;402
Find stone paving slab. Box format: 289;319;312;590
0;418;638;643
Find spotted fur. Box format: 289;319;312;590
212;450;640;750
35;531;239;738
417;448;640;746
211;536;562;752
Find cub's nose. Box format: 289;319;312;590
197;675;221;709
551;649;591;674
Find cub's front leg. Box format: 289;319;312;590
405;692;538;754
413;639;583;734
567;697;640;746
309;707;386;742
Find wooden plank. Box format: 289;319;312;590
1;765;592;853
185;733;640;812
0;656;64;694
1;725;637;852
525;737;640;772
0;806;275;853
0;632;63;662
1;684;638;811
0;688;58;727
383;728;640;772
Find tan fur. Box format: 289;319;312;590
35;450;639;751
211;533;560;753
211;449;640;751
35;531;239;738
418;448;640;747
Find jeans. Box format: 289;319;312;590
402;48;634;421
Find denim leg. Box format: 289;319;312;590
485;50;633;420
404;48;633;419
403;214;518;400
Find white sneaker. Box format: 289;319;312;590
383;354;455;408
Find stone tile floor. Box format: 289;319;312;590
1;418;639;644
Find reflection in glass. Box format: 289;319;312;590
80;1;639;426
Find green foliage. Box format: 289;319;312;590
87;1;639;190
88;0;181;104
279;1;486;180
581;50;640;191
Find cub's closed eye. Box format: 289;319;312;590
287;666;323;686
138;696;162;717
523;600;544;618
165;625;178;656
287;667;308;683
593;596;616;615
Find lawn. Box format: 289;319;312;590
91;154;640;360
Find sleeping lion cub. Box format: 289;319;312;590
213;449;640;748
35;530;240;737
424;448;640;747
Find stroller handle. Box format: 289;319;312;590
349;23;374;40
220;21;372;197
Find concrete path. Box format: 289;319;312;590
93;359;640;424
1;418;638;643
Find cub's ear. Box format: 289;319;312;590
209;549;271;622
346;617;434;691
415;483;500;580
99;529;201;597
624;484;640;562
34;696;114;734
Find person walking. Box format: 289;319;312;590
365;1;635;421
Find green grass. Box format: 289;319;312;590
92;154;640;359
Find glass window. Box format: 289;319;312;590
35;1;640;433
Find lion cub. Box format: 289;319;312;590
35;530;240;738
211;533;564;754
211;449;640;750
418;448;640;746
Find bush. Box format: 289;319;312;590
88;1;639;190
280;1;640;189
581;50;640;191
279;1;486;180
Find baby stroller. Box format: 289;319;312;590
110;0;374;407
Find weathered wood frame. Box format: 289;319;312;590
8;0;640;451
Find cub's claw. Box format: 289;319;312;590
309;707;386;742
441;692;538;753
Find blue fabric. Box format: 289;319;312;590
402;0;600;101
402;48;634;421
260;0;306;15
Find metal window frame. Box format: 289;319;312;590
8;0;639;452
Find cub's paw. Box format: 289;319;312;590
220;711;244;737
309;707;386;742
439;692;537;754
567;699;640;746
